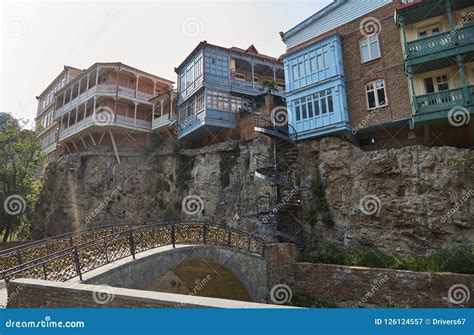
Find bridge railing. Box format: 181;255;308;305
2;222;266;282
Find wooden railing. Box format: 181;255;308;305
406;25;474;59
1;222;266;282
415;86;474;114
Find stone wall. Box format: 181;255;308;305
34;136;473;257
293;262;474;308
298;137;473;256
6;279;286;308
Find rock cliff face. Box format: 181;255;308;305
34;136;473;256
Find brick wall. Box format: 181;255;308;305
293;263;474;308
7;279;288;308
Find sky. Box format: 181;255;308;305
1;0;332;127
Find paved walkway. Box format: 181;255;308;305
0;280;6;308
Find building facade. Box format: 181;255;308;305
36;62;174;163
280;0;470;150
175;41;285;145
36;66;83;156
396;0;474;147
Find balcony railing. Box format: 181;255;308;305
406;25;474;59
415;85;474;114
59;114;151;140
152;113;176;130
54;84;154;119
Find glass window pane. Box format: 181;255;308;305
368;91;376;108
313;95;320;116
424;78;435;93
301;102;307;119
377;88;386;106
328;95;334;113
307;98;314;118
295;105;301;121
321;97;327;114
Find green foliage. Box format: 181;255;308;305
0;114;43;241
309;179;333;226
219;148;240;189
304;243;474;274
449;156;474;174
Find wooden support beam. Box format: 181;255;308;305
109;130;121;164
71;140;79;152
88;132;96;146
79;136;88;150
97;132;106;145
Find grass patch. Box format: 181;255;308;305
303;243;474;274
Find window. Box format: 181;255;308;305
360;35;381;63
417;24;441;38
366;80;387;109
292;88;335;121
423;74;449;94
253;76;259;83
235;73;246;81
196;93;205;112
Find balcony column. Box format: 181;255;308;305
86;73;90;95
273;65;276;81
69;86;73;103
134;102;138;127
153;80;157;97
67;111;71;128
95;67;99;86
161;100;164;118
251;59;255;90
456;55;470;103
62;92;66;107
93;96;97;121
75;107;78;126
399;16;409;58
135;74;139;98
446;1;455;32
407;66;417;113
77;78;82;97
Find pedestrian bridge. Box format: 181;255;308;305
0;222;269;302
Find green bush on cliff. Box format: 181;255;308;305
304;243;474;274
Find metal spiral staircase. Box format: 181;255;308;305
254;112;303;244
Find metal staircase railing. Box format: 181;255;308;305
1;221;266;282
253;110;302;244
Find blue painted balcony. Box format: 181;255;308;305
283;34;351;140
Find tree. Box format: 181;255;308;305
0;113;43;241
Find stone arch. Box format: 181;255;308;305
84;245;268;303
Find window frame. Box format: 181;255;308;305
359;35;381;63
365;79;388;110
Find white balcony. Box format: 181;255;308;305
152;114;176;130
59;114;152;141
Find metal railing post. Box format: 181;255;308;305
104;239;109;263
72;247;83;281
227;228;231;246
203;223;207;244
16;250;23;266
129;228;136;260
171;225;176;248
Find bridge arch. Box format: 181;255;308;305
83;245;268;303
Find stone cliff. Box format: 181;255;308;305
34;136;473;256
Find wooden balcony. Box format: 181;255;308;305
405;25;474;70
412;85;474;125
152;113;176;131
59;114;151;141
54;84;154;120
